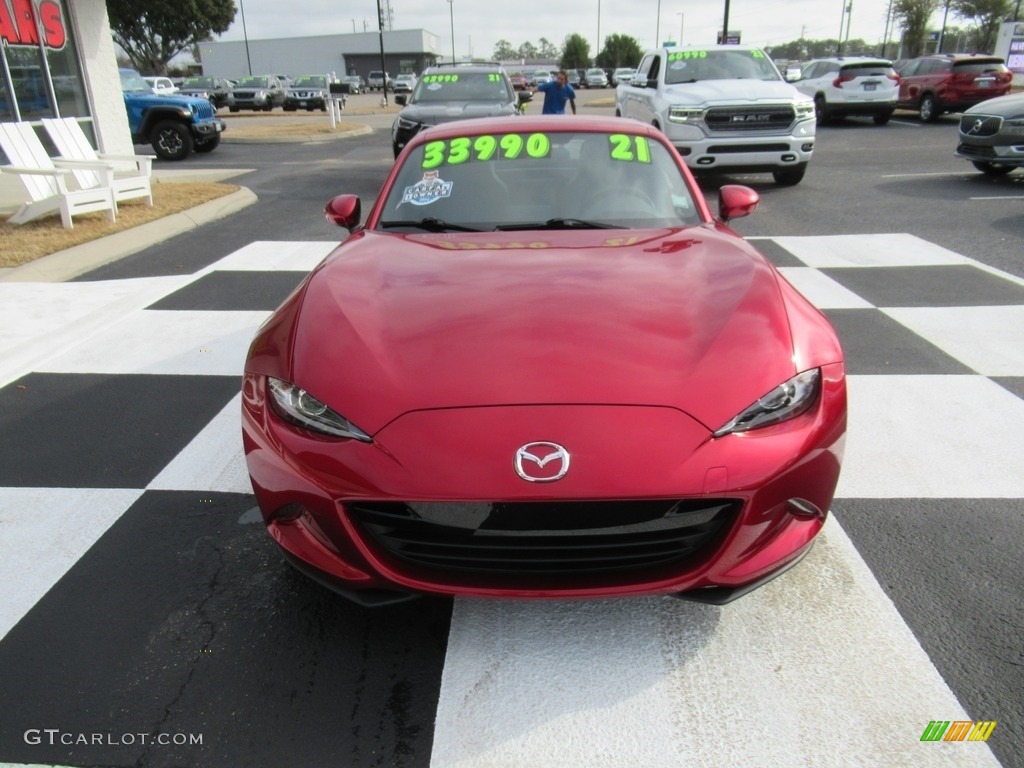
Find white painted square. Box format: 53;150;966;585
149;393;252;494
0;276;198;387
777;267;875;309
430;518;997;767
836;375;1024;498
206;241;338;272
772;234;970;269
884;306;1024;376
35;310;269;376
0;487;143;641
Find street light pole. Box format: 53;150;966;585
239;0;253;75
678;11;684;44
447;0;455;63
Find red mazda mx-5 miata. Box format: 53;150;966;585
241;115;846;606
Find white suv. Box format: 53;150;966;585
792;57;899;125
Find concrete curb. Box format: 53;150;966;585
222;124;374;143
0;186;258;283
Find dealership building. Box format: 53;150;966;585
198;29;443;82
0;0;441;169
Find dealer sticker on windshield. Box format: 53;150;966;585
422;133;552;168
400;171;454;206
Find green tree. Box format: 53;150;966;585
893;0;943;58
560;33;591;70
537;37;561;59
952;0;1014;52
595;33;643;69
518;41;539;60
107;0;235;74
493;39;518;60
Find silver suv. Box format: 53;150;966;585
792;57;899;125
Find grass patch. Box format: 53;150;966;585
0;182;239;269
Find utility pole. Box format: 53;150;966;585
722;0;730;44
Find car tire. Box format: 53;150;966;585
814;96;829;125
229;107;239;113
919;93;939;122
194;134;221;153
772;163;807;186
150;120;193;161
972;161;1015;176
873;110;893;125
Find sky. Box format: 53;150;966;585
214;0;917;58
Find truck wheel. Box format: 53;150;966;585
814;96;829;125
194;134;221;153
151;120;193;161
772;163;807;186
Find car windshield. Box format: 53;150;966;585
183;77;216;88
665;49;780;84
953;60;1008;75
840;63;895;78
119;69;153;93
411;72;512;103
292;76;326;87
236;77;270;87
377;129;700;231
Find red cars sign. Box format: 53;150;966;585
0;0;67;49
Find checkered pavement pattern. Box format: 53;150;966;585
0;234;1018;768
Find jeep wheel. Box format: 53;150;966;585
972;161;1014;176
772;163;807;186
194;134;221;153
151;120;194;161
919;94;939;123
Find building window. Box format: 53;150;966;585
1;0;89;122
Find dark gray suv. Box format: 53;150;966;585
390;65;531;157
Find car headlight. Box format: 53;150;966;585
713;369;821;437
795;101;815;120
267;377;372;441
669;107;704;123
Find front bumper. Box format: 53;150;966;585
242;363;846;604
666;118;816;172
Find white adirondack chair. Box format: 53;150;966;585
0;121;117;229
41;117;154;207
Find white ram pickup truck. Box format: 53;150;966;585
616;46;816;185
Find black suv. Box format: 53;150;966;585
177;76;233;109
391;64;531;157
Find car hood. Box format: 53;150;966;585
964;92;1024;116
260;228;804;435
399;102;518;124
122;91;207;109
663;79;808;106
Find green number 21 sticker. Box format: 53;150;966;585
608;134;651;163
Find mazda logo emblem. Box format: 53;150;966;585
514;442;570;482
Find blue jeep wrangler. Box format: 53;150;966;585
119;68;225;161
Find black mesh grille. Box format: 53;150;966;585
956;143;998;160
348;499;739;580
705;106;796;132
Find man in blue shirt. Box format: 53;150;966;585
536;70;576;115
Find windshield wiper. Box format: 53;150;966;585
494;218;617;231
379;218;484;232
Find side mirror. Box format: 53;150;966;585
718;185;760;222
518;91;533;103
324;194;362;231
395;94;407;106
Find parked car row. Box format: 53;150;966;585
786;52;1014;125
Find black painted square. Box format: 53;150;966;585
148;271;308;312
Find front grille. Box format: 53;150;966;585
959;114;1002;137
707;143;792;154
194;101;216;120
705;105;796;133
348;499;739;581
233;90;256;99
